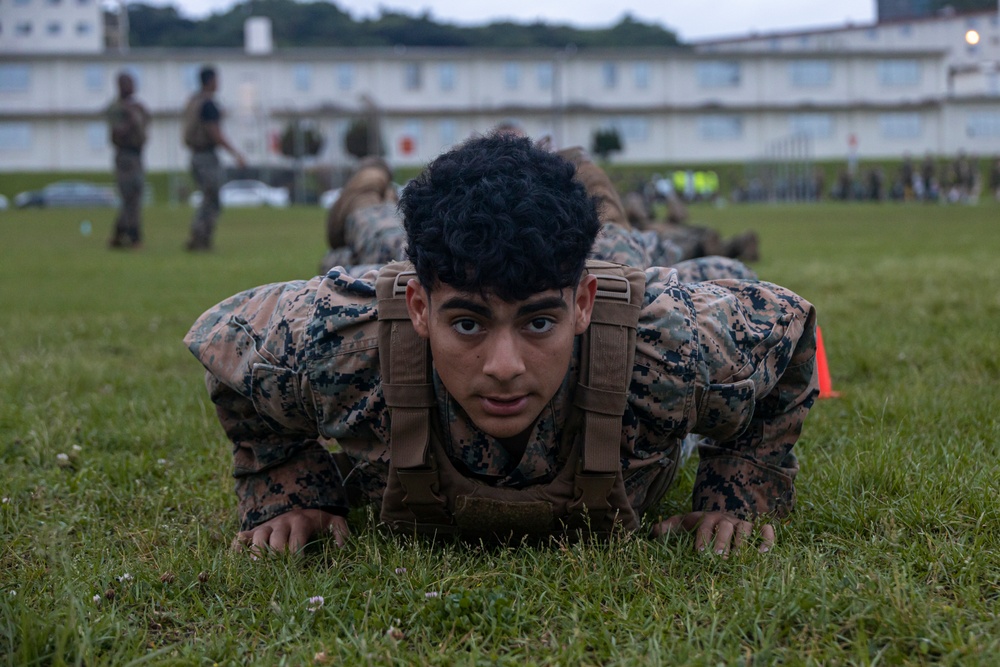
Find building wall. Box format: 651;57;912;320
2;16;1000;174
0;0;103;54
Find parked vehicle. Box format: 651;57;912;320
14;181;120;208
188;180;290;208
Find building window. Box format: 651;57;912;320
438;119;457;147
336;64;353;91
84;64;104;92
879;112;921;139
698;114;743;140
789;60;832;87
966;111;1000;137
181;64;201;92
601;62;617;89
438;63;455;91
789;112;833;138
878;60;921;86
504;62;520;90
697;61;740;88
292;64;311;92
605;116;650;142
0;65;30;92
86;122;105;150
15;21;32;36
536;63;553;90
633;62;650;89
0;122;32;150
76;21;93;35
403;63;422;91
46;21;61;35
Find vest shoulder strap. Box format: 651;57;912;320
575;260;646;474
375;262;432;470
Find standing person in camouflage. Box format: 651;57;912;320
106;71;150;249
186;133;818;555
182;66;246;251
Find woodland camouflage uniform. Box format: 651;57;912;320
106;74;150;249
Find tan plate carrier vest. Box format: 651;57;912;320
375;259;659;542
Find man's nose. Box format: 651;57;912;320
482;329;526;381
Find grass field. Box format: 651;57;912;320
2;200;999;665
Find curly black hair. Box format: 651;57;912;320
399;133;600;301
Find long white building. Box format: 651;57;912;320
1;9;998;173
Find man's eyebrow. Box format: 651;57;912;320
438;295;569;318
439;297;492;318
517;296;568;317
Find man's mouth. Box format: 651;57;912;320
479;395;529;416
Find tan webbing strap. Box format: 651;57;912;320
376;262;434;470
574;261;645;475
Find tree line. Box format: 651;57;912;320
125;0;683;49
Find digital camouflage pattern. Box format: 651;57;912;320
186;204;818;532
318;201;751;283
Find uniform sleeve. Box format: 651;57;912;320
687;279;818;520
184;278;349;531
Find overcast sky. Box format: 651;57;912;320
149;0;878;41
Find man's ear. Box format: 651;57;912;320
405;279;431;339
574;274;598;335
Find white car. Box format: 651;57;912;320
189;180;290;208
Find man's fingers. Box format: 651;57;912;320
328;518;350;548
712;521;735;556
694;517;717;552
758;523;776;553
231;531;251;552
268;524;292;552
251;525;273;554
731;521;748;550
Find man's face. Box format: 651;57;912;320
406;275;597;441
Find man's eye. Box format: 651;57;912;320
527;318;555;333
452;319;482;335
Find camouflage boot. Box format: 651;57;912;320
326;157;394;250
623;191;652;230
726;231;760;262
556;147;630;229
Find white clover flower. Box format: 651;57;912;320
157;459;167;465
56;453;69;462
306;596;325;612
93;594;101;604
9;590;16;597
424;591;439;599
394;567;407;575
2;497;9;504
116;573;132;582
72;445;82;452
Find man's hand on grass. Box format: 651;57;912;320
651;511;775;557
232;508;349;555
